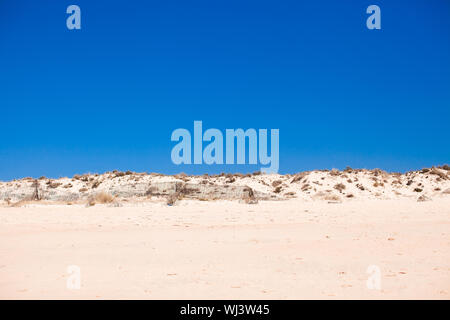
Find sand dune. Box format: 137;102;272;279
1;166;450;205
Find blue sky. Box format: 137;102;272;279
1;0;449;180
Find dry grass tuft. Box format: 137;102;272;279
324;194;341;202
95;192;114;203
86;192;114;207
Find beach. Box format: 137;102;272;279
1;196;449;299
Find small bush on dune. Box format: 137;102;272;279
91;180;101;189
329;169;340;176
430;167;447;180
95;192;114;203
291;172;308;183
48;182;62;189
86;192;114;207
272;180;282;187
324;194;341;202
334;183;346;192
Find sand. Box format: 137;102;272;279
0;197;449;299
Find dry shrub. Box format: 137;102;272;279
95;192;114;204
242;186;257;204
79;187;88;192
272;180;282;187
330;169;340;176
324;194;341;202
430;167;447;180
417;195;431;202
166;193;178;205
372;168;388;177
91;180;101;189
334;183;346;192
442;164;450;171
413;188;423;192
176;172;187;178
346;194;354;198
274;186;282;193
291;172;307;183
373;182;384;187
86;197;96;207
48;182;62;189
226;177;236;183
301;183;310;191
252;171;261;176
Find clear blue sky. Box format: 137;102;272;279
1;0;449;180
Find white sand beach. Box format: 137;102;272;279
0;168;449;299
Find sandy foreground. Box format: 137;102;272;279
0;197;449;299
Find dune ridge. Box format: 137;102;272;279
1;166;449;206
